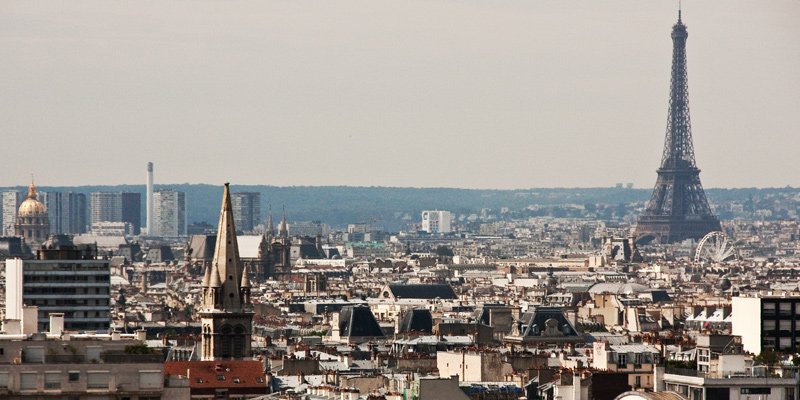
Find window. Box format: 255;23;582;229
635;376;641;387
780;320;792;331
765;320;777;330
20;373;38;390
0;372;9;388
87;372;110;389
23;346;45;363
786;387;795;400
45;372;61;389
86;346;102;362
741;388;771;395
217;375;226;381
617;354;627;368
68;372;80;382
139;371;162;390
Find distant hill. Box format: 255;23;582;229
1;185;795;230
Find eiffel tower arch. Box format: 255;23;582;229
634;11;720;244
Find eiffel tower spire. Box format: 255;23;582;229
634;12;720;244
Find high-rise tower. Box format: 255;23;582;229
634;11;720;244
199;183;253;360
146;162;154;235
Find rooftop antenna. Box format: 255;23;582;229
678;0;682;22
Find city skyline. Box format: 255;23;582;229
2;1;798;189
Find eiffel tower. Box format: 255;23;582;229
634;10;720;244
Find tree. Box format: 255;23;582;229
755;349;780;365
435;246;454;257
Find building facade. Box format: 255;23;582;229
40;191;87;234
421;210;452;233
2;190;24;236
732;295;800;355
231;192;260;233
152;190;187;237
89;192;141;234
5;236;110;332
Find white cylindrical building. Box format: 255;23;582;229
146;162;154;235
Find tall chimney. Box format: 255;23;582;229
146;162;154;235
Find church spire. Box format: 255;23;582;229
199;182;254;362
266;205;275;241
278;206;289;239
205;183;244;311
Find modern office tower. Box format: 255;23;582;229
231;192;260;233
634;11;720;243
40;192;87;234
421;210;452;233
152;190;187;237
146;162;154;235
89;192;141;234
15;182;50;246
5;235;110;332
2;190;23;236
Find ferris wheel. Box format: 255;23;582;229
694;231;739;263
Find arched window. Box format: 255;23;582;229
220;324;233;358
232;325;246;359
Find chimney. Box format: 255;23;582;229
4;320;21;335
22;305;38;334
653;365;665;392
331;313;341;342
49;313;64;336
146;162;154;235
572;371;581;400
135;329;147;341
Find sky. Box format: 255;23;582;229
2;1;798;189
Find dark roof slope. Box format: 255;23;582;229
387;284;457;300
398;309;433;333
339;305;385;338
519;307;579;337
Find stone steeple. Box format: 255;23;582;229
266;206;275;242
200;183;254;361
202;182;249;311
278;206;289;240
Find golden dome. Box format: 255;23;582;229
18;181;47;217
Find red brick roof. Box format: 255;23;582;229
165;360;267;389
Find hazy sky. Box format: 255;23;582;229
2;1;798;189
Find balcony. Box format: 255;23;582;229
45;354;86;364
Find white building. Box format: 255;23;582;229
152;190;187;237
421;210;452;233
2;190;23;236
731;295;800;355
